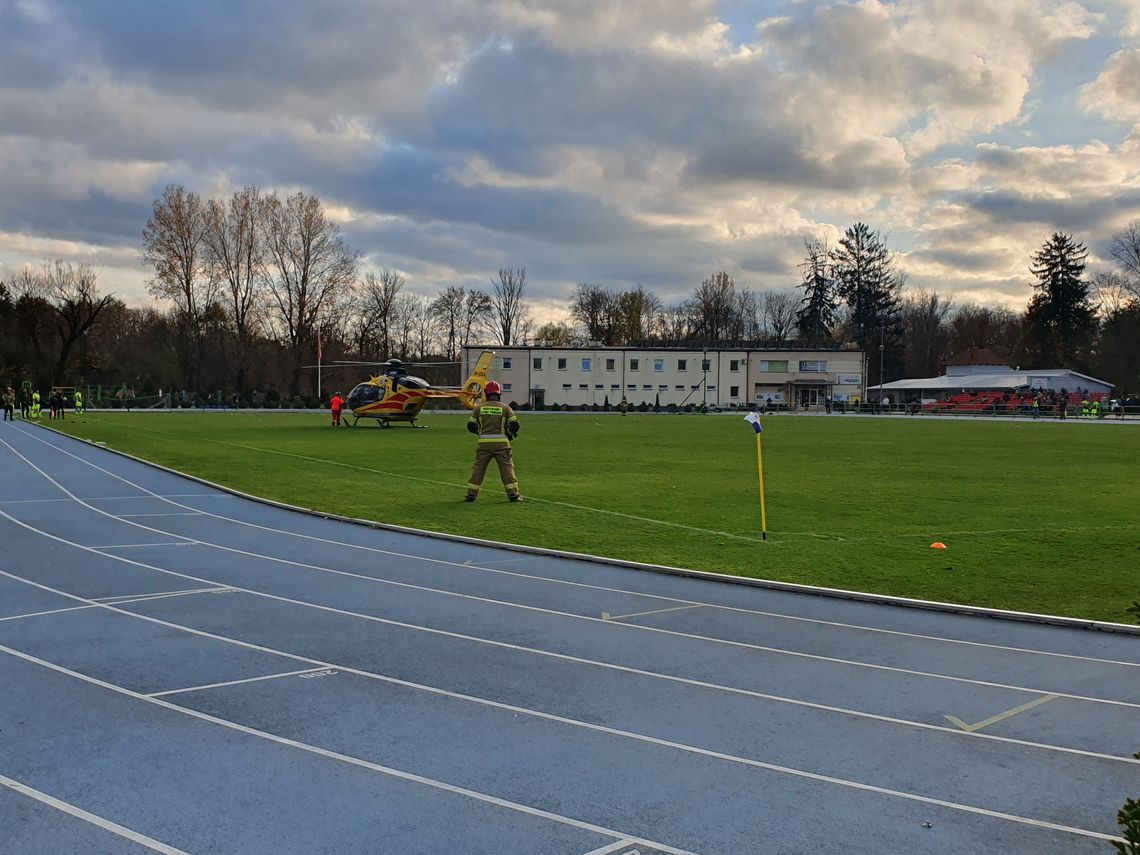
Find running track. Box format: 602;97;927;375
1;422;1138;854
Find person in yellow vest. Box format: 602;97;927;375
73;388;84;414
31;390;41;418
464;381;522;503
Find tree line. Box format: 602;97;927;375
1;184;1138;401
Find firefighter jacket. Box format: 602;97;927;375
467;400;519;444
330;394;345;412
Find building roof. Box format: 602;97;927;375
874;369;1112;392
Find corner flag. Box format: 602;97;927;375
743;411;767;540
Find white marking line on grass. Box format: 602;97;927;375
6;434;1140;729
0;604;95;622
2;548;1138;777
0;594;1124;847
602;605;703;622
0;772;190;855
946;695;1061;734
0;645;691;855
21;425;1140;674
148;668;330;697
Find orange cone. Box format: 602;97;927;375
930;542;947;550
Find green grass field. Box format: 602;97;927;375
41;410;1140;623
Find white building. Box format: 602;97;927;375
463;344;865;409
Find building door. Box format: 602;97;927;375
531;389;545;410
799;386;825;408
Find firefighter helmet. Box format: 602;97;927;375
484;381;502;397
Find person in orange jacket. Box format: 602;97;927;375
330;391;346;426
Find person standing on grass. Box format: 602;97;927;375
619;395;628;416
2;387;14;421
73;388;84;414
464;380;522;503
330;391;345;426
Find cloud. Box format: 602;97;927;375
1081;47;1140;124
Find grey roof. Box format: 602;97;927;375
873;369;1112;392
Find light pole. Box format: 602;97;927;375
878;324;885;411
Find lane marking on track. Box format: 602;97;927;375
0;604;95;623
148;668;331;698
95;588;229;603
0;772;191;855
0;623;1125;846
946;695;1061;733
0;645;692;855
3;476;1140;768
602;605;703;622
93;542;198;549
18;424;1140;672
581;840;643;855
117;512;204;518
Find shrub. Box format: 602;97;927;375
290;395;305;409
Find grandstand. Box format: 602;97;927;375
870;348;1112;412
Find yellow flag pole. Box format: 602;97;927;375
756;431;768;541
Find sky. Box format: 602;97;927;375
1;0;1139;323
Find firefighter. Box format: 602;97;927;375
2;387;14;422
31;389;41;419
330;391;345;427
73;388;84;414
464;380;521;502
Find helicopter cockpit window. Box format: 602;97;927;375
348;383;380;403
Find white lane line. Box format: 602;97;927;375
3;437;1127;710
0;601;1124;845
0;645;690;855
95;588;228;603
0;772;191;855
21;425;1140;672
603;605;703;622
3;513;1140;769
93;542;198;550
0;605;95;623
0;496;142;505
581;840;642;855
118;512;204;518
148;668;330;698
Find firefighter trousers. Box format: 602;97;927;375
466;443;519;498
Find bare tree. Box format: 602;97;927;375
10;261;115;383
613;285;663;344
430;286;466;360
533;321;575;345
760;290;798;344
692;272;737;341
204;187;265;395
1108;220;1140;301
408;294;438;359
569;284;617;343
141;184;216;390
260;191;360;395
659;302;695;340
1090;270;1132;317
487;267;531;346
461;289;492;350
359;269;405;357
900;289;953;378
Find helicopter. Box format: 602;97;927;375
337;350;495;428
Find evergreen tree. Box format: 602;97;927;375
795;237;836;345
829;223;903;385
1021;232;1095;368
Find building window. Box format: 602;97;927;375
557;358;567;370
502;358;512;369
701;359;710;371
579;384;588;390
630;359;639;371
654;358;664;372
729;360;739;371
611;384;620;389
678;359;687;371
605;358;615;371
643;384;652;390
799;360;828;373
627;384;637;390
730;385;740;397
658;384;668;390
562;383;571;390
759;360;789;372
503;383;512;392
533;358;542;370
675;385;685;390
582;357;591;371
595;384;604;389
707;385;716;391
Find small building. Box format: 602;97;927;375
871;348;1112;402
463;342;865;409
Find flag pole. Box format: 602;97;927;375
756;431;767;541
317;334;322;401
